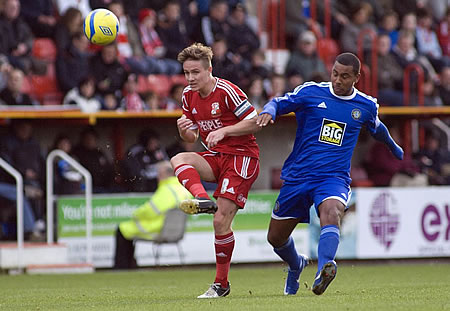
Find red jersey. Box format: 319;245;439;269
182;77;259;158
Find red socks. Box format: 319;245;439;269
214;232;235;288
174;164;209;199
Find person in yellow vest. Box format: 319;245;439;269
113;160;192;269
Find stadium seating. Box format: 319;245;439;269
317;38;340;71
137;74;187;97
170;74;187;87
29;75;63;105
147;75;171;97
32;38;57;62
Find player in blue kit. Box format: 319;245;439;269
256;53;404;296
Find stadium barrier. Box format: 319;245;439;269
0;157;24;271
46;150;94;265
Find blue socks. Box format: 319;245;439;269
274;236;300;271
317;225;340;273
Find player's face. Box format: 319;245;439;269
183;59;212;92
331;62;360;96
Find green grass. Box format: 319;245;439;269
1;263;450;311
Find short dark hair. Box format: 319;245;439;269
335;53;361;75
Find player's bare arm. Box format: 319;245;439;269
206;117;261;148
177;114;199;143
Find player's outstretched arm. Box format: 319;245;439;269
256;112;274;127
177;114;199;143
257;101;277;126
371;121;404;160
257;89;299;126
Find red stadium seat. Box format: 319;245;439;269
317;38;340;70
170;74;187;87
147;74;171;97
45;62;56;78
32;38;57;61
29;75;63;105
137;75;150;93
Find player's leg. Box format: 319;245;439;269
171;152;218;214
312;198;345;295
268;218;310;295
268;182;312;295
197;197;238;299
198;154;259;298
268;218;303;270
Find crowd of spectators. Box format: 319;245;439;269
1;0;450;240
0;0;447;109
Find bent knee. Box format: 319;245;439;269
320;203;344;226
267;230;286;248
170;152;192;167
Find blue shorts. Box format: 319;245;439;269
272;178;352;223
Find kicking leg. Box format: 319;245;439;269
312;199;344;295
268;218;310;295
171;152;218;214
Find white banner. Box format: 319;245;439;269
59;229;309;268
357;187;450;258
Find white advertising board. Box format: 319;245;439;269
357;187;450;258
59;229;309;268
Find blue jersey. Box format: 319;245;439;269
269;81;380;184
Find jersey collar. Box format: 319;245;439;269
328;82;357;100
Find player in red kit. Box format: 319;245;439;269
171;43;261;298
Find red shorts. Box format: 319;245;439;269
199;151;259;208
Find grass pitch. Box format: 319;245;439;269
1;262;449;311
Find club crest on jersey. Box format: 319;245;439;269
319;118;346;146
211;102;221;117
351;108;361;120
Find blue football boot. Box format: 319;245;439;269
312;260;337;295
284;254;310;295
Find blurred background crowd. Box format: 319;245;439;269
0;0;449;240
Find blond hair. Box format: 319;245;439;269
177;43;213;68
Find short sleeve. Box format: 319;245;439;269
219;80;257;120
181;90;198;130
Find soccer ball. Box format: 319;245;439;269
83;9;120;46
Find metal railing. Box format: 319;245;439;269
403;63;425;154
432;118;450;153
358;64;372;95
310;0;331;39
0;157;24;272
46;150;93;264
257;0;285;49
357;29;378;97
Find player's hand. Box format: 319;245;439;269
177;114;193;132
206;129;225;148
392;144;404;160
256;113;274;127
